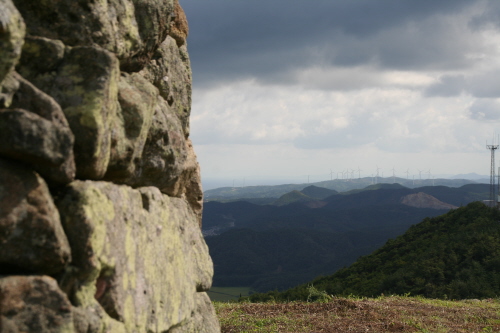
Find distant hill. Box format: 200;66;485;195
203;184;489;236
272;190;316;206
249;202;500;301
451;173;488;180
204;185;482;292
270;186;337;206
300;185;338;199
400;192;457;209
204;178;486;201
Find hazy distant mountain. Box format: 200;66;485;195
451;173;488;180
203;184;489;236
204;178;484;201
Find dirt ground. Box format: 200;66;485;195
215;296;500;332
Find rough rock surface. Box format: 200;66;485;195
0;158;71;274
55;181;213;332
140;36;192;136
0;276;74;333
168;293;222;333
0;0;25;87
0;0;219;331
169;1;189;47
12;0;175;71
3;71;76;183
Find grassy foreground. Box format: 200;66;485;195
215;296;500;332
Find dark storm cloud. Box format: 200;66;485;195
182;0;495;87
425;75;467;97
426;71;500;98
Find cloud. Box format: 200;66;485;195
183;0;499;88
425;68;500;98
469;98;500;121
425;75;467;97
190;80;480;155
182;0;500;180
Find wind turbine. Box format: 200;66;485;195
375;165;381;184
357;166;362;179
330;169;334;181
418;169;423;180
391;166;396;184
405;168;410;179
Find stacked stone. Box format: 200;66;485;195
0;0;219;332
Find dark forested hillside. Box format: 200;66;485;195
206;205;448;292
249;202;500;301
204;184;490;293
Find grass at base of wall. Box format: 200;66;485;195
214;296;500;332
207;287;252;302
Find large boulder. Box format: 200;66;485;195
46;45;120;180
0;71;75;184
12;0;175;71
0;276;74;333
0;109;71;168
0;0;25;87
56;180;214;332
20;44;120;180
103;68;202;220
0;158;71;274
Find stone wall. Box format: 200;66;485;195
0;0;220;332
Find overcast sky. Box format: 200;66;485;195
182;0;500;189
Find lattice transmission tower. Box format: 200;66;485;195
487;142;499;206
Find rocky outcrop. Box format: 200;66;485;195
401;192;458;210
0;158;71;275
0;0;219;332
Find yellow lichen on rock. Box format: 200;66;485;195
0;0;25;87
